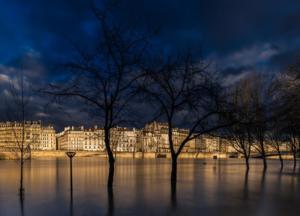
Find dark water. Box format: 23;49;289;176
0;158;300;216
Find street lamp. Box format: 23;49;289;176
66;151;76;191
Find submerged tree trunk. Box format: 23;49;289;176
260;145;267;170
243;169;249;200
259;139;268;170
107;186;114;215
170;152;178;209
278;151;283;170
262;156;267;170
170;176;177;208
108;156;115;187
105;127;115;188
245;155;250;171
171;154;178;184
293;151;297;170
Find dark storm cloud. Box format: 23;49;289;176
108;0;275;55
2;0;300;64
2;0;299;60
0;49;99;130
112;0;300;55
0;0;300;128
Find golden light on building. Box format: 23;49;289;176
1;120;274;156
0;121;56;151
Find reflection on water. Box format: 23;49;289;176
19;194;24;216
107;187;114;216
0;158;300;216
69;181;73;216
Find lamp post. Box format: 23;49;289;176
66;151;76;216
66;151;76;191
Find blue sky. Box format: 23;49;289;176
0;0;300;128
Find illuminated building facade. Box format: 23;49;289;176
0;121;56;151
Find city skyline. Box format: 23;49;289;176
0;120;289;157
0;120;221;153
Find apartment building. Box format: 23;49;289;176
104;127;136;152
0;121;56;151
140;121;196;153
57;126;105;151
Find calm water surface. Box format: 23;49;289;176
0;158;299;216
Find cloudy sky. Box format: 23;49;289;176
0;0;300;129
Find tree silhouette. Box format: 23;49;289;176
45;1;153;187
139;54;233;184
5;71;35;198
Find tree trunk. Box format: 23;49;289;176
278;152;283;170
245;155;250;171
170;153;177;209
293;151;297;170
105;127;115;188
107;154;115;188
262;156;267;170
171;154;178;183
171;177;177;208
259;138;267;170
261;146;267;170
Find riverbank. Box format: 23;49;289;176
0;151;229;160
0;150;296;160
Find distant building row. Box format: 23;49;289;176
0;121;230;153
0;121;56;151
56;121;234;153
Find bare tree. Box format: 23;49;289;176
275;102;299;170
5;71;33;197
267;77;288;170
281;105;299;170
44;1;153;187
251;74;269;170
287;130;299;170
267;119;284;170
223;81;255;170
235;73;270;170
223;72;274;170
139;55;233;185
275;61;300;169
